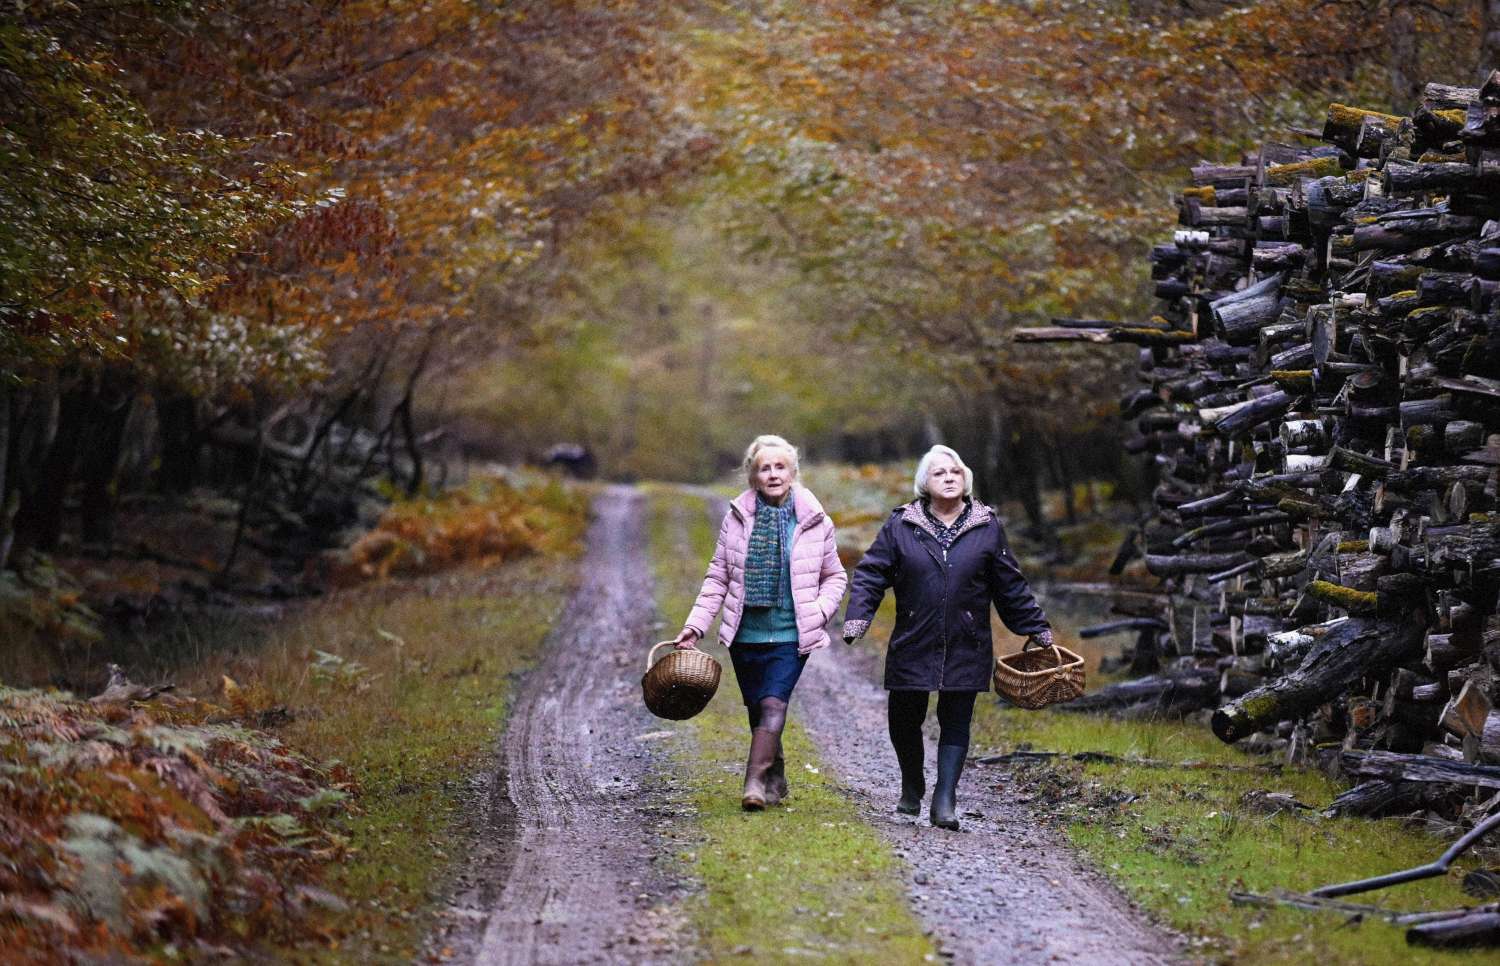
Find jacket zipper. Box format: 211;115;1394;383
913;531;951;689
939;543;950;689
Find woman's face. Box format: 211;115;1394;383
753;448;794;502
926;454;965;502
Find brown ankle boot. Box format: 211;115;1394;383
742;729;778;811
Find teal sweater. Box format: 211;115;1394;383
734;505;798;644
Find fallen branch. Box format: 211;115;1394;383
1310;809;1500;898
1231;889;1500;926
971;750;1281;773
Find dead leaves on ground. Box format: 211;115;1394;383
0;684;353;960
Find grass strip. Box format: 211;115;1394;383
970;702;1498;965
169;490;587;962
644;485;936;963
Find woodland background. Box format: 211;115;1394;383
9;3;1500;961
4;0;1500;574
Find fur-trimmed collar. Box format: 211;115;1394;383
899;499;993;544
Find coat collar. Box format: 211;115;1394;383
731;485;825;527
899;498;993;544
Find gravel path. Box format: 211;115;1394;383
432;486;691;964
431;486;1176;965
795;598;1181;964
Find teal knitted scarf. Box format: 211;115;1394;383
744;493;793;607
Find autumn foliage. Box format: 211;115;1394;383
323;477;587;585
0;684;351;960
1;0;692;567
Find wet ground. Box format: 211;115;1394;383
432;487;693;964
434;486;1176;964
797;639;1179;964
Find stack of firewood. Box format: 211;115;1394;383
1018;72;1500;810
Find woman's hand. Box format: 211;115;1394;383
1028;628;1055;648
673;627;701;650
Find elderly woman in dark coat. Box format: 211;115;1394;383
842;445;1052;830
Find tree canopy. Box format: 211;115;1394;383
3;0;1497;546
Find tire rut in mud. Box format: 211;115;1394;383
796;638;1181;965
433;486;691;965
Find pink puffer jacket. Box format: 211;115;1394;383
683;486;848;654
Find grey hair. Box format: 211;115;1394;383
743;434;800;486
914;445;974;499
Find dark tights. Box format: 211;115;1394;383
888;690;978;752
746;696;789;735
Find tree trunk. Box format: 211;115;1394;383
156;393;199;493
1386;3;1421;106
13;384;89;552
1482;1;1500;82
1004;420;1051;538
79;379;136;546
1055;444;1078;525
1322;779;1427;818
0;385;10;571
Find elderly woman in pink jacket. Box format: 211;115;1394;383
673;435;848;810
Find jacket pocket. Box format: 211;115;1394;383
961;609;988;645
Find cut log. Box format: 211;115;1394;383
1055;670;1218;716
1209;390;1294;436
1407;913;1500;948
1212;615;1427;742
1324;103;1403;153
1078;618;1167;638
1144;552;1254;577
1322;779;1426;818
1341;750;1500;790
1384;161;1478;193
1440;680;1494;739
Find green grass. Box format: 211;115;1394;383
810;464;1490;961
172;539;584;961
644;485;936;963
970;707;1498;965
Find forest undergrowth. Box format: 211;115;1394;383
0;477;587;962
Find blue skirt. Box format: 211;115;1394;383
730;641;807;705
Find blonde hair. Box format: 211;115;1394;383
743;434;800;486
914;445;974;498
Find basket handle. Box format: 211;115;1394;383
646;640;678;673
1022;635;1064;665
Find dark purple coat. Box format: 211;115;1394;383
842;500;1050;692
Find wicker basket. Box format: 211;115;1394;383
994;638;1086;709
642;641;721;720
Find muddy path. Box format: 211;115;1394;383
432;486;691;964
679;492;1177;964
796;630;1181;965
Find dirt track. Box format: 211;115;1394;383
795;590;1181;965
433;486;690;964
433;486;1175;965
